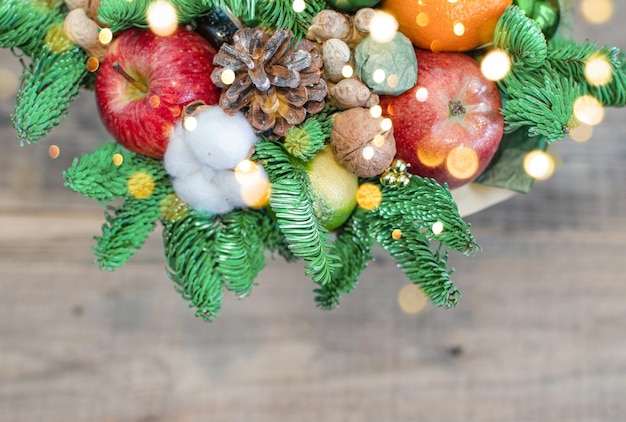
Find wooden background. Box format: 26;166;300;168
1;4;625;421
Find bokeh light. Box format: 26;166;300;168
220;68;236;85
356;183;382;210
369;104;382;118
581;0;613;24
128;172;156;198
398;284;428;314
147;0;178;37
98;28;113;45
48;145;60;159
415;87;429;102
569;121;594;143
380;118;393;132
373;69;386;84
341;65;354;78
392;229;402;240
292;0;305;13
112;153;124;166
523;150;555;180
481;49;512;81
234;160;271;208
584;54;613;86
574;95;605;126
183;116;198;131
362;145;375;160
432;221;444;235
446;146;479;180
453;21;465;36
369;11;399;43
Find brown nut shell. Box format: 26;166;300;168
330;107;396;178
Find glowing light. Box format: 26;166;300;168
415;87;429;102
235;160;270;208
446;146;479;180
574;95;604;126
292;0;305;13
380;118;392;132
373;69;386;84
416;12;429;27
581;0;613;24
432;221;444;235
417;148;446;168
481;49;511;81
341;65;354;78
447;0;458;3
585;54;613;86
220;68;236;85
372;134;385;147
369;11;399;43
569;122;594;143
356;183;382;210
112;153;124;166
369;104;382;118
48;145;60;159
362;146;375;160
0;67;18;99
523;150;555;180
398;284;427;314
147;0;178;37
387;74;399;88
128;172;155;198
453;21;465;36
86;57;100;72
98;28;113;45
392;229;402;240
149;95;161;108
430;40;442;53
183;115;198;131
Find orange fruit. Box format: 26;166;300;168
380;0;512;52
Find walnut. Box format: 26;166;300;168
328;78;378;110
330;107;396;178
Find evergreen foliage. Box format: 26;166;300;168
494;6;547;70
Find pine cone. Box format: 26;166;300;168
210;27;327;138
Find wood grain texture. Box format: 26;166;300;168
1;7;625;422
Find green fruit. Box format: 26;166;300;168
325;0;381;12
300;146;358;230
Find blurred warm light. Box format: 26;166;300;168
523;150;555;180
0;67;18;99
235;160;270;208
581;0;613;24
416;12;429;27
574;95;604;126
147;0;178;37
369;104;382;118
362;145;375;160
373;68;386;84
341;65;354;78
356;183;382;210
584;54;613;86
569;121;594;142
372;134;385;147
446;146;479;180
183;116;198;131
369;11;399;43
432;221;444;235
86;57;100;72
48;145;60;159
292;0;305;13
453;21;465;36
417;148;445;168
398;284;427;314
415;86;429;102
481;49;511;81
387;74;399;88
98;28;113;45
112;153;124;166
392;229;402;240
220;69;236;85
380;118;392;132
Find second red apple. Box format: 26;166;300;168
380;49;504;189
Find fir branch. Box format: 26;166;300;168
214;210;266;297
0;0;65;57
284;118;326;160
371;218;461;309
548;38;626;107
256;0;327;39
493;5;547;70
371;177;478;256
314;209;374;310
163;211;225;321
259;212;298;262
254;140;341;286
95;191;165;270
499;64;579;142
12;48;87;144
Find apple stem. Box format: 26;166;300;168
112;61;148;93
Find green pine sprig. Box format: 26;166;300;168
283;118;326;160
493;6;547;70
548;38;626;107
12;48;88;145
254;139;341;286
314;208;374;310
256;0;326;38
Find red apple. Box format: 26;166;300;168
95;27;220;158
379;49;504;189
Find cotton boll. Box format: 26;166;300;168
213;169;246;208
164;126;203;178
185;106;258;170
172;172;237;215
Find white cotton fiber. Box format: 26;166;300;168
163;126;202;178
